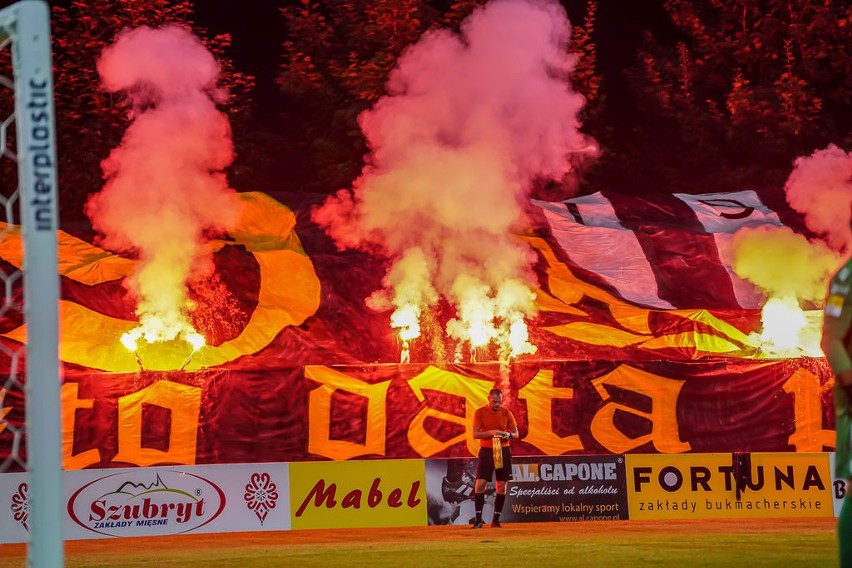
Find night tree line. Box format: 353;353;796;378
3;0;848;221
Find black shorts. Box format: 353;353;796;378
476;446;512;482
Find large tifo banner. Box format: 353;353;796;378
0;188;837;467
0;189;818;372
0;359;833;469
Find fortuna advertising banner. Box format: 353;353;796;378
626;453;833;520
0;463;290;543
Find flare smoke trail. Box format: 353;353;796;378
785;144;852;253
731;145;851;354
86;25;240;345
314;0;597;358
733;145;852;301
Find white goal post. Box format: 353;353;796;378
0;1;62;567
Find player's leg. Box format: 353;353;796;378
838;407;852;567
840;481;852;568
473;448;493;528
491;447;512;527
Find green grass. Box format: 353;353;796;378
0;519;838;568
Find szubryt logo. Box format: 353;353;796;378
67;471;226;537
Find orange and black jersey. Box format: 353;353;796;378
472;406;517;448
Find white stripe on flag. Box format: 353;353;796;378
675;190;783;308
533;196;675;309
673;190;784;233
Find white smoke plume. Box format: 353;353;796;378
314;0;597;359
785;144;852;253
86;25;241;346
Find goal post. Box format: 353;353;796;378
1;1;62;566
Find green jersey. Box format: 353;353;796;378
823;257;852;479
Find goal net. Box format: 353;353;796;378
0;1;62;566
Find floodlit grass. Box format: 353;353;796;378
0;519;838;568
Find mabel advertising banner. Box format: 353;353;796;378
626;453;833;520
0;463;290;543
425;455;627;525
289;459;426;529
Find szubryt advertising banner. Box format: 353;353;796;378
289;459;426;529
626;453;833;520
0;463;290;543
425;455;627;525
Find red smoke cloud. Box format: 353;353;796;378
314;0;597;359
86;25;240;345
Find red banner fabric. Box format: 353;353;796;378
0;358;834;470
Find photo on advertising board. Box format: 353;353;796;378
425;455;627;525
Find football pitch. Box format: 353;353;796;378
0;518;838;567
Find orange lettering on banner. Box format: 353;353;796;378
304;366;391;460
590;365;690;453
113;381;201;466
518;369;583;454
60;383;100;469
406;366;495;457
783;367;834;451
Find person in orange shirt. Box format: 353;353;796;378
471;388;518;528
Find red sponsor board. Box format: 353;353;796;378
0;358;834;468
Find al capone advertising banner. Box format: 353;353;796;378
0;463;290;543
425;455;627;525
626;453;833;520
289;459;426;530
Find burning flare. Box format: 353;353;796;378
750;297;823;357
86;25;241;371
120;326;205;353
313;0;595;364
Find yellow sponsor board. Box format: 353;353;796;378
290;459;426;529
626;453;833;520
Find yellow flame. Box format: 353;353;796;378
753;297;823;357
186;332;206;352
506;317;537;359
391;303;421;341
468;318;495;347
119;317;207;369
120;328;142;351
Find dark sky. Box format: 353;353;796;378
194;0;675;108
2;0;675;102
